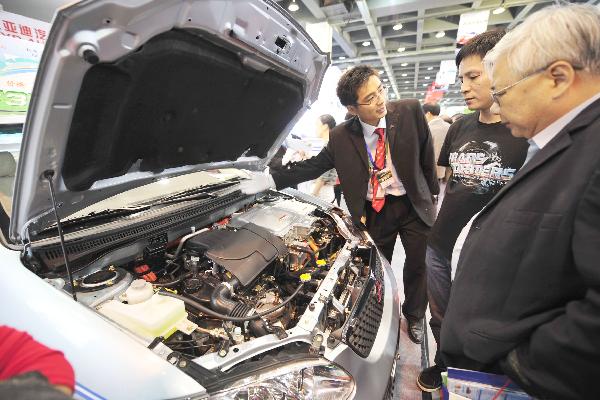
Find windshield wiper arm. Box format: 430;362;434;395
136;180;240;207
52;206;152;230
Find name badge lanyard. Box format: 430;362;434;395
365;139;390;173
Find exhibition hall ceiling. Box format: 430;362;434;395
280;0;598;105
4;0;599;105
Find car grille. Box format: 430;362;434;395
344;253;384;358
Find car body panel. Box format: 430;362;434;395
0;245;207;399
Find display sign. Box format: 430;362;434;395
456;10;490;46
0;11;50;117
436;59;458;86
424;83;445;104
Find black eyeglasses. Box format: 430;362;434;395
356;85;389;106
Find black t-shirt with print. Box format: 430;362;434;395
428;111;529;260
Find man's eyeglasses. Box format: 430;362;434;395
491;62;583;104
490;69;544;105
356;85;389;106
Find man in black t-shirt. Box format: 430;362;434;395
417;31;528;392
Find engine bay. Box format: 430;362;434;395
35;191;381;371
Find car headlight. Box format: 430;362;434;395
209;358;355;399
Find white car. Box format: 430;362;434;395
1;1;400;399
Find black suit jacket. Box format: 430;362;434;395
440;97;600;399
271;99;439;226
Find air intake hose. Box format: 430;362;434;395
210;278;269;337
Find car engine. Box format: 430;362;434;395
38;191;381;366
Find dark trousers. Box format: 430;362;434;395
365;195;429;321
425;245;451;367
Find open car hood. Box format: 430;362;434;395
11;0;328;241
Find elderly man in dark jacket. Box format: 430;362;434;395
441;4;600;399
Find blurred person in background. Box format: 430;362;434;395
422;102;450;189
440;115;453;124
311;114;338;200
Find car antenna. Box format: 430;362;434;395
43;170;77;301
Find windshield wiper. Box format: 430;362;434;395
134;180;240;207
40;206;152;233
39;180;242;234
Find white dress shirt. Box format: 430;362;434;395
359;117;406;200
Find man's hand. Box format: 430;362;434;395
238;171;276;195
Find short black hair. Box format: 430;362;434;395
319;114;336;129
455;29;506;68
422;103;440;116
336;65;379;106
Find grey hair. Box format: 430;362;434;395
484;4;600;79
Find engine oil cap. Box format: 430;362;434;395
299;273;312;282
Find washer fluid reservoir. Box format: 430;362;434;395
98;293;192;340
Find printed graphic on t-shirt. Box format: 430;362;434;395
449;140;517;194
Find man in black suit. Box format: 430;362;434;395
440;4;600;399
241;65;439;343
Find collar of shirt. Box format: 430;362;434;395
531;91;600;150
359;116;387;138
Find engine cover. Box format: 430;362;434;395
185;223;287;286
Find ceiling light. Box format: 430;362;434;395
420;92;424;95
404;80;410;83
402;73;407;76
393;23;403;31
383;78;389;82
397;47;406;52
435;31;445;38
362;41;371;47
423;83;428;87
427;67;433;70
288;0;299;12
339;56;346;60
379;70;385;75
425;76;431;79
401;62;408;66
493;1;506;15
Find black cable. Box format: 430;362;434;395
158;283;304;322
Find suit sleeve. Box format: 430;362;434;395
271;142;335;190
500;163;600;399
414;102;439;195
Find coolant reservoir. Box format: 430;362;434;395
98;293;192;340
120;279;154;304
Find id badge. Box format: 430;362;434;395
376;168;394;189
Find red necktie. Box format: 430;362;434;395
371;128;386;212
